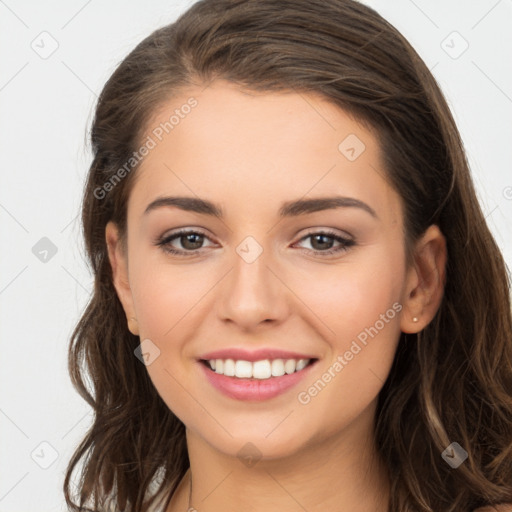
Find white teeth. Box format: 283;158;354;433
284;359;296;374
296;359;308;371
235;360;252;378
207;358;312;379
223;358;235;377
253;360;272;379
271;359;285;377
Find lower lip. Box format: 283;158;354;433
199;360;317;401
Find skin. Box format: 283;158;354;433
106;79;447;511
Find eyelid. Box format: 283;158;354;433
159;226;211;239
296;227;353;240
156;227;216;246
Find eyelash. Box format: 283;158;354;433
155;228;355;257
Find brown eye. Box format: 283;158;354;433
156;229;215;256
178;232;204;250
295;231;355;256
310;233;336;251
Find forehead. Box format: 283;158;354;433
128;79;401;224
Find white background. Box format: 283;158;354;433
0;1;511;510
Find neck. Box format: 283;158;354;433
171;399;389;512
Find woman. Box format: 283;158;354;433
63;0;512;510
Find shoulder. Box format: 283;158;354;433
473;505;512;512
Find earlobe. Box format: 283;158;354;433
105;221;139;336
400;224;447;334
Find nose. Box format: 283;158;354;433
217;242;289;332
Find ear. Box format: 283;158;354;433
400;224;447;334
105;221;139;336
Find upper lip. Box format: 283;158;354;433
198;348;317;362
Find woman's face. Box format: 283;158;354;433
107;79;420;460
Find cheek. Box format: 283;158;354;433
129;249;214;342
128;259;204;418
302;243;405;346
292;244;404;416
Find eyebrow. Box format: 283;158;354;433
143;195;378;219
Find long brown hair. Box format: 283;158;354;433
63;0;512;510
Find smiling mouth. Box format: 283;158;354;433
200;358;318;380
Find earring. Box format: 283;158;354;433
412;317;419;323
